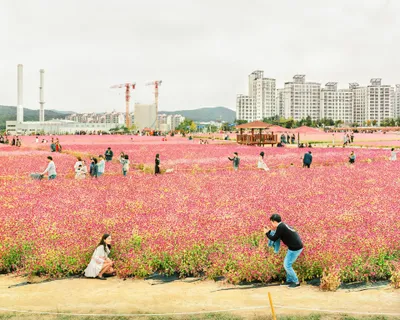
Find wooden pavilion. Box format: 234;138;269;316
236;121;278;146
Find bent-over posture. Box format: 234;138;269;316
84;234;115;280
264;214;303;289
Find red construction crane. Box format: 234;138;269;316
145;80;162;130
110;83;136;128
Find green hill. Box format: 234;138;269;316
160;107;235;123
0;105;73;129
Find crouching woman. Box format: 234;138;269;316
84;234;115;280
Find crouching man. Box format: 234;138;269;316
264;213;303;288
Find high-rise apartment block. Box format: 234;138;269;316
157;113;185;131
236;71;276;122
394;85;400;118
67;111;128;125
283;75;321;121
236;71;398;125
320;83;353;123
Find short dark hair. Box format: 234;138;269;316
392;148;394;151
47;156;53;161
270;213;281;223
234;152;238;156
309;151;312;154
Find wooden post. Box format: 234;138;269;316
268;292;277;320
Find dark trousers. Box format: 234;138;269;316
303;163;310;168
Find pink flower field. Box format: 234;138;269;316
0;136;399;284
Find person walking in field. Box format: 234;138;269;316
302;151;312;168
105;147;114;162
343;133;348;146
84;234;115;280
390;148;397;161
97;155;105;177
119;154;130;176
257;151;269;171
349;151;356;164
155;154;161;175
264;214;303;289
41;156;57;180
228;152;240;171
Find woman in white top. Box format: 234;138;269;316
75;161;88;179
84;234;115;280
390;148;397;161
74;157;83;171
257;151;269;171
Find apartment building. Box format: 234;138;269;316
394;85;400;118
236;94;254;121
236;70;276;122
320;83;353;123
283;75;321;121
157;114;185;131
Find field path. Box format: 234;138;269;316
0;276;399;318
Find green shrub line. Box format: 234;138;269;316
1;237;399;286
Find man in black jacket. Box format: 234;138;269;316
264;214;303;288
303;151;312;168
105;147;114;162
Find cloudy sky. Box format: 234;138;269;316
0;0;398;113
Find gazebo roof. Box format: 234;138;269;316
236;121;272;129
291;126;322;133
269;125;290;133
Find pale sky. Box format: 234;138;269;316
0;0;398;113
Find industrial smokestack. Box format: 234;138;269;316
17;64;23;123
39;69;45;122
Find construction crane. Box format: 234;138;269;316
145;80;162;130
110;83;136;128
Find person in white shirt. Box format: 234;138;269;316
390;148;397;161
97;155;106;177
42;156;57;180
75;160;88;179
74;157;83;171
257;151;269;171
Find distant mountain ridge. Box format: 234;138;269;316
0;105;73;129
0;105;236;129
160;107;235;123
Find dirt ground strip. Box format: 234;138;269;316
0;276;399;319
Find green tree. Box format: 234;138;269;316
305;115;312;127
176;118;195;132
334;120;343;127
190;122;197;132
372;119;377;126
285;118;295;128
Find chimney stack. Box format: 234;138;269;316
39;69;45;122
17;64;23;123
